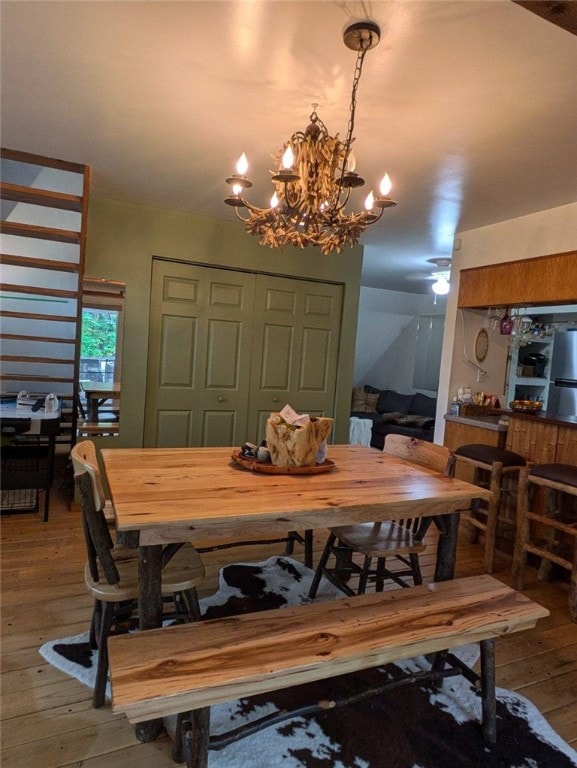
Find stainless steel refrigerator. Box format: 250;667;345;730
548;328;577;417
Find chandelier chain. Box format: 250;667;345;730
337;36;372;197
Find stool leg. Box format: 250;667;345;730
467;468;482;544
484;462;503;574
512;469;531;590
570;536;577;623
537;488;557;582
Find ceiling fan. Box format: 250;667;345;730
405;258;452;292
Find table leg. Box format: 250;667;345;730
136;544;164;742
433;512;460;582
87;396;98;422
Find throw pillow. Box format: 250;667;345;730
351;388;379;413
395;414;435;429
380;411;404;423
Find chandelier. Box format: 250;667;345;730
224;21;396;255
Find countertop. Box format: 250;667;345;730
445;410;577;431
444;413;507;432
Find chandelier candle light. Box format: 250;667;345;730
224;21;396;255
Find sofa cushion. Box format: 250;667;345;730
351;388;379;413
377;390;415;415
413;392;437;418
363;384;382;395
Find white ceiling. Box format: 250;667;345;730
2;1;576;293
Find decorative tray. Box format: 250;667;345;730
231;449;336;475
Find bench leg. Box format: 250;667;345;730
180;708;210;768
480;638;497;744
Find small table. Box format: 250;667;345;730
82;381;120;422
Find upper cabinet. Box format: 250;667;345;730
458;251;577;309
0;148;90;446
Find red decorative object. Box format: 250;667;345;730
500;310;514;335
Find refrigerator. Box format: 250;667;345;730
547;328;577;417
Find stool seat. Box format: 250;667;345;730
454;444;526;468
531;463;577;488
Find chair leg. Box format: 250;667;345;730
93;601;114;708
183;588;202;622
89;599;102;649
358;555;372;594
308;533;336;599
409;552;423;585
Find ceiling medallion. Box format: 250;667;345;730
224;21;396;255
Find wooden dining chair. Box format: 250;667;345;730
74;468;206;708
308;435;455;598
71;440;116;526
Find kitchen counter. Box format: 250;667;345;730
500;410;577;429
444;413;508;432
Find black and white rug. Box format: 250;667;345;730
40;556;577;768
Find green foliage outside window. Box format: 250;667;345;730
81;309;118;358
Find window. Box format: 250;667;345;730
79;278;125;437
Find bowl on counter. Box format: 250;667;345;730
509;400;544;414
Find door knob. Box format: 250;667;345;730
218;396;224;403
273;397;278;403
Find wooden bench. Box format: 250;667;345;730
108;575;548;767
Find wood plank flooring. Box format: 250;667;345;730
1;457;576;767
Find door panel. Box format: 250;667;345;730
247;274;343;444
145;261;255;447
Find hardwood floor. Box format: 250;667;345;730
1;457;576;767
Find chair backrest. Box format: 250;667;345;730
75;470;119;585
383;434;455;477
71;439;107;511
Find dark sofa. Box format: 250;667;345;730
351;385;437;450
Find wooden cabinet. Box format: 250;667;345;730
457;251;577;309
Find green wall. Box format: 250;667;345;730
84;196;363;448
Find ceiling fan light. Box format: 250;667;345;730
432;275;450;295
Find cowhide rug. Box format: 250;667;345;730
39;556;577;768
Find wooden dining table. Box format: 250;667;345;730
101;444;491;629
102;443;491;742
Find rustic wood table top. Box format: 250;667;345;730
101;444;491;546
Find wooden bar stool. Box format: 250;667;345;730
512;463;577;622
454;444;526;573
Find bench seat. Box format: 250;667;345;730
109;574;548;762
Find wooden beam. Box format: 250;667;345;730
514;1;577;36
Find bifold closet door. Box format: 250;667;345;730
145;260;343;448
144;260;255;447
